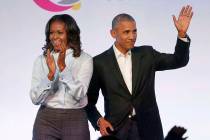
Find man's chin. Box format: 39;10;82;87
128;45;135;49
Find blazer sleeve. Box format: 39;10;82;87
85;58;102;130
154;37;191;71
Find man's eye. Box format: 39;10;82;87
124;31;129;34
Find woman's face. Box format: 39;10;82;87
49;21;68;52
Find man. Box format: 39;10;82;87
86;5;193;140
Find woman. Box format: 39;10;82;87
30;14;92;140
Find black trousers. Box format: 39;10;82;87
114;117;140;140
33;106;90;140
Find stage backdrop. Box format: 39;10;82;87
1;0;210;140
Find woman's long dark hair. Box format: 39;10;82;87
43;14;81;57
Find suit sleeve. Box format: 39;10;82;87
154;37;190;71
85;58;102;130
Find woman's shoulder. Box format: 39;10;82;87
80;50;92;60
36;54;45;60
33;54;45;64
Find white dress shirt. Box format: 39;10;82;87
113;45;136;116
113;45;132;94
30;48;93;109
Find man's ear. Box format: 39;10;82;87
110;29;116;38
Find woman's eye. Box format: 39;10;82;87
57;31;63;34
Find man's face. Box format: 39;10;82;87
111;20;137;53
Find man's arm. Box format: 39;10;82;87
85;58;114;136
154;37;190;71
154;5;193;71
85;59;102;130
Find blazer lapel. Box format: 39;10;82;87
107;47;131;95
131;47;144;95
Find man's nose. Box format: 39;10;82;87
129;33;136;40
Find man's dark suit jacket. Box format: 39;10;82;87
86;38;190;140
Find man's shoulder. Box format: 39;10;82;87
132;45;154;53
93;47;112;61
93;45;155;57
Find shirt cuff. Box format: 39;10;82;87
178;34;189;42
39;76;55;92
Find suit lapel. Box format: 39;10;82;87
107;47;131;95
131;47;144;95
